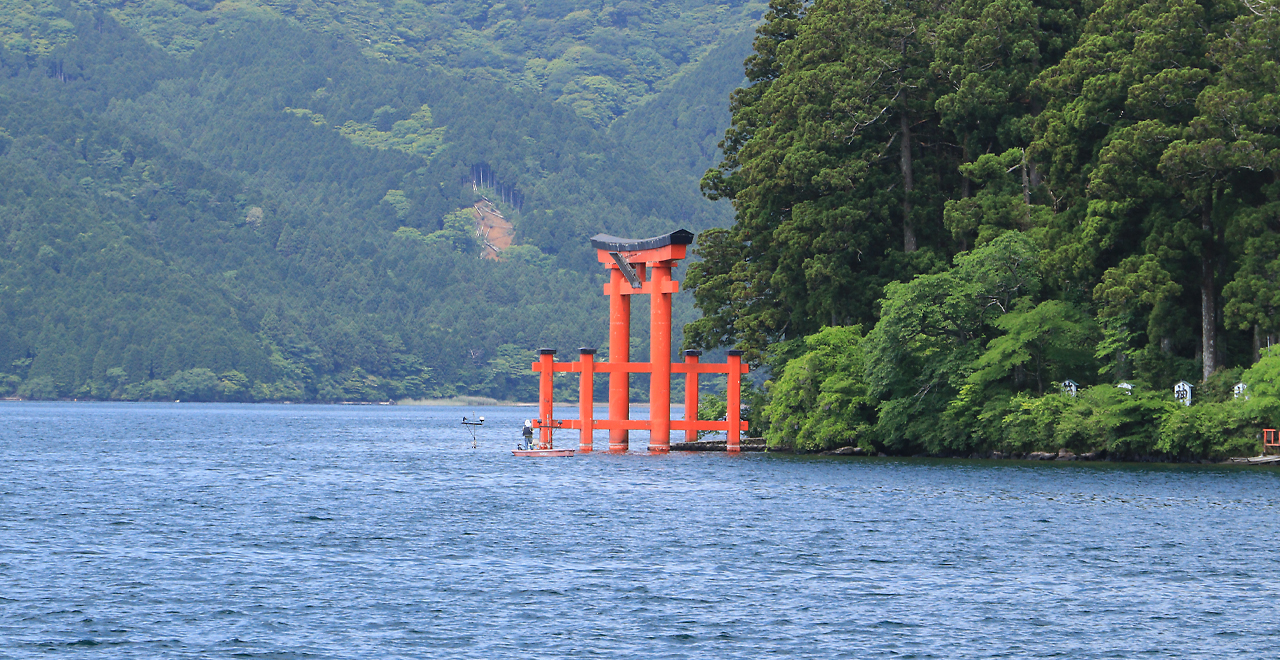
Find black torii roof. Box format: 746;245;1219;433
589;229;694;253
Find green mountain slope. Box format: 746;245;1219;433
0;10;731;401
610;26;752;183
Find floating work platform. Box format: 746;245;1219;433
1227;454;1280;465
513;448;575;457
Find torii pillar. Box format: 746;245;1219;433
594;230;691;453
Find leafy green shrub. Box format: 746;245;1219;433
1242;346;1280;429
763;326;876;452
1200;368;1246;403
122;379;174;401
1156;401;1259;460
698;393;728;422
999;385;1174;457
17;376;58;400
0;373;21;396
999;391;1071;453
168;368;220;400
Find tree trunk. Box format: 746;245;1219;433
1201;205;1216;382
900;113;916;253
1020;149;1031;223
1021;150;1030;206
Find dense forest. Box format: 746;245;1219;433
0;2;745;403
692;0;1280;459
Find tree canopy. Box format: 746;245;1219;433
696;0;1280;459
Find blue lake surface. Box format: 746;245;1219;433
2;402;1279;658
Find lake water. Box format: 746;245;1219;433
3;402;1279;659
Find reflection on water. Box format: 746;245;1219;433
2;402;1278;659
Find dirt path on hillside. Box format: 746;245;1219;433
472;198;513;260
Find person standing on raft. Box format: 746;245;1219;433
521;420;534;450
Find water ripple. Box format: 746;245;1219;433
2;402;1279;658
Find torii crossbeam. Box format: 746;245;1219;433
531;230;749;453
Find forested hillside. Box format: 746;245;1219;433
0;5;738;402
694;0;1280;459
2;0;765;127
611;27;754;183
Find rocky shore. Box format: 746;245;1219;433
669;440;767;452
667;440;1280;464
813;446;1280;464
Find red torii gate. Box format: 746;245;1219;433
531;230;749;453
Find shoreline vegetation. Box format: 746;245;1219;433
679;439;1280;464
397;396;532;407
804;445;1280;465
